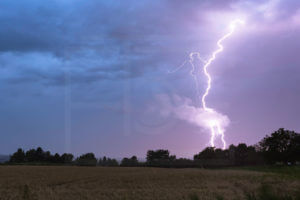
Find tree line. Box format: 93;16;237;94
7;128;300;167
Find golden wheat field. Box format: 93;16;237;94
0;166;299;200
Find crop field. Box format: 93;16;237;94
0;166;299;200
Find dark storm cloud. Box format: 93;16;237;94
0;0;290;86
0;1;66;53
1;0;299;99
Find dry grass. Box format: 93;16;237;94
0;166;299;200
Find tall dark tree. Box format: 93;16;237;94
9;148;25;163
53;153;61;163
194;147;216;160
35;147;45;162
259;128;300;164
61;153;74;164
25;149;37;162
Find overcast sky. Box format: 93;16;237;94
0;0;299;158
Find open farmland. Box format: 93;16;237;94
0;166;299;200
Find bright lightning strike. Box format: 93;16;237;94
201;19;245;111
195;19;245;149
170;19;244;149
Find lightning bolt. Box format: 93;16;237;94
201;19;245;111
194;19;245;149
168;19;244;149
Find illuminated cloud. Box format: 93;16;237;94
158;95;230;134
172;99;230;132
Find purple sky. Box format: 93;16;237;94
0;0;299;158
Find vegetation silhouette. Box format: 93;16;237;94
120;156;139;167
7;128;300;168
76;153;97;166
259;128;300;164
98;156;119;166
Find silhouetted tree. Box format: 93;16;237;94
24;147;48;163
147;149;169;162
35;147;44;162
52;153;61;163
146;149;176;167
25;149;37;162
7;128;299;168
107;158;119;166
194;147;232;167
259;128;300;164
61;153;73;164
227;144;264;166
98;156;119;166
9;147;75;164
121;156;139;167
76;153;97;166
9;148;25;163
215;148;229;159
194;147;216;160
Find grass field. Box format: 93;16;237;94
0;166;299;200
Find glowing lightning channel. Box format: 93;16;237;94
199;19;244;149
168;19;244;149
201;19;244;111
